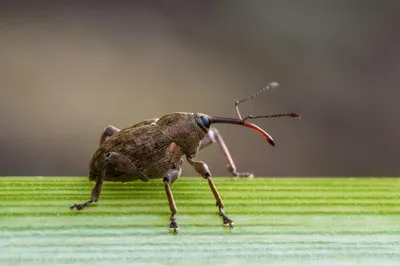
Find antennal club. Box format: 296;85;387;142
235;82;279;120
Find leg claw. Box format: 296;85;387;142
219;207;234;229
69;200;93;211
70;204;85;211
222;216;234;228
168;221;180;233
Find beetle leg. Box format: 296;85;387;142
100;125;120;145
199;128;253;177
101;152;150;182
163;168;182;233
70;152;150;211
70;163;108;211
187;155;234;228
71;125;120;210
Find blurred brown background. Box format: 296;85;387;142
1;0;399;177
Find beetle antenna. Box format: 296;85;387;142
235;82;279;120
243;112;301;121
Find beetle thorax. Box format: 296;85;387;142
157;113;207;155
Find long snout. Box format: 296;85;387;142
209;117;275;146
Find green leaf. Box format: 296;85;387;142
1;177;400;265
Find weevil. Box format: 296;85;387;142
70;82;300;232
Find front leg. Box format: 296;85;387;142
163;168;182;233
199;128;253;177
70;152;150;211
187;155;234;228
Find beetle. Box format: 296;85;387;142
70;82;300;232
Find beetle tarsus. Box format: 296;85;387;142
219;207;234;228
70;200;93;211
169;217;180;234
233;171;254;178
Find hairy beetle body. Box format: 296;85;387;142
89;113;208;182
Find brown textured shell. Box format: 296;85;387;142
158;112;207;155
89;113;208;182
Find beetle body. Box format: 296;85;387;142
89;112;208;182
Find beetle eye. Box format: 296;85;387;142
200;115;210;128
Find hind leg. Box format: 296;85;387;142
100;125;120;145
70;152;150;211
70;126;120;210
199;128;253;177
